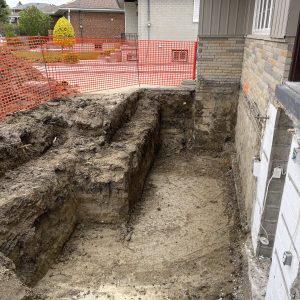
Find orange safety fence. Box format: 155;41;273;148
0;36;197;120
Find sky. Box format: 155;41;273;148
6;0;69;8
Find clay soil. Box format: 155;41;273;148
36;150;244;300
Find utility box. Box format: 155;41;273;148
292;147;300;164
282;251;293;266
253;158;261;177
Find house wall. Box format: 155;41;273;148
198;0;254;36
195;0;256;151
235;37;295;227
137;0;198;41
198;37;245;84
271;0;300;38
70;11;125;38
194;37;245;150
266;136;300;300
125;2;138;34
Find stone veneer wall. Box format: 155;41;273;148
195;37;245;150
235;36;295;223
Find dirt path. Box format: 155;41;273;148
36;151;243;300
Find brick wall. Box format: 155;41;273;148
197;37;245;84
138;0;198;41
70;12;125;38
235;37;295;223
194;37;245;150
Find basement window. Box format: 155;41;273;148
253;0;274;35
172;50;188;62
95;43;103;50
127;53;137;61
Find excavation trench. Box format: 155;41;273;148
0;89;244;300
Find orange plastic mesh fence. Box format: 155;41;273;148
0;36;197;120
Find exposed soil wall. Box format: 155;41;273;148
0;88;244;299
194;82;240;151
0;91;161;286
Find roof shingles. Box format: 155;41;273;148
59;0;121;10
13;3;58;13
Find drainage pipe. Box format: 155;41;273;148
147;0;151;40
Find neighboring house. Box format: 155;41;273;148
195;0;300;299
56;0;125;38
9;0;125;39
123;0;200;41
9;3;59;24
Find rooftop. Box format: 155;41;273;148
59;0;122;10
12;3;59;14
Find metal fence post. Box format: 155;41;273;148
192;41;198;80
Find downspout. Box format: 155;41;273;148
147;0;151;40
79;11;83;38
68;9;71;22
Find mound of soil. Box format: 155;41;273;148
0;48;76;120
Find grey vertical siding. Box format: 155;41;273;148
245;0;255;35
271;0;299;38
271;0;290;38
198;0;249;36
286;0;300;37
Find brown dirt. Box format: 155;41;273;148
0;91;160;286
0;89;245;299
0;48;76;120
35;149;244;300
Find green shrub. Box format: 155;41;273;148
19;6;52;36
103;49;115;56
13;50;101;63
78;52;100;60
4;23;16;37
114;43;121;49
53;17;75;49
62;52;79;64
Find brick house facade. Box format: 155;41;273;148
57;0;125;39
68;11;124;38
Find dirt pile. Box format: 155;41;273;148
0;48;76;120
0;91;161;285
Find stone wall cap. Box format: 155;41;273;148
275;82;300;128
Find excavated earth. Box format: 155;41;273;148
0;89;245;300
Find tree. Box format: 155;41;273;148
0;0;10;24
19;6;52;36
53;16;75;49
4;23;16;37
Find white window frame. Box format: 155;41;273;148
252;0;274;35
193;0;200;23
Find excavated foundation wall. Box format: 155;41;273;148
0;89;194;297
194;82;240;151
